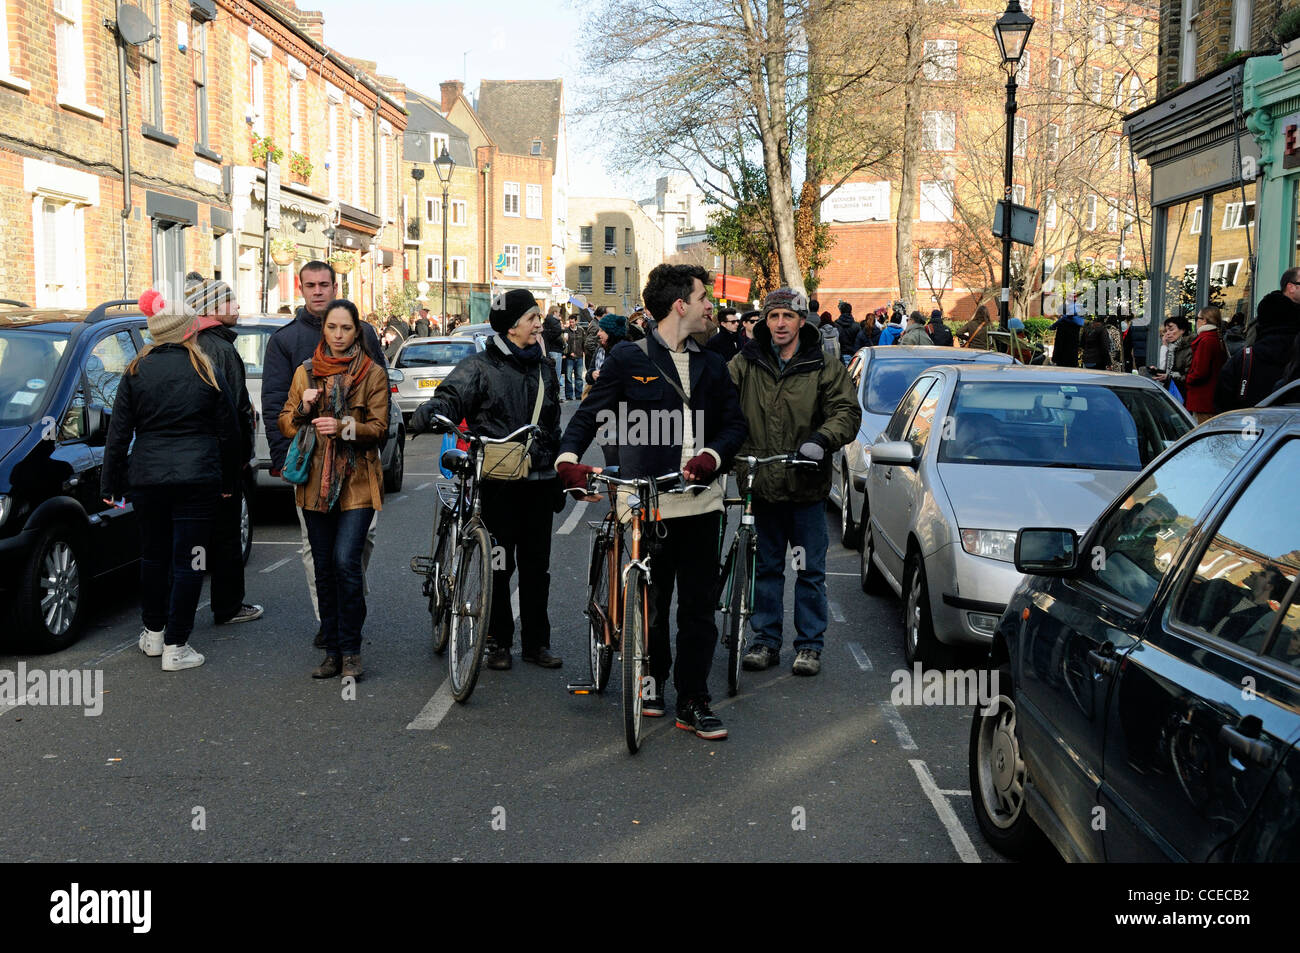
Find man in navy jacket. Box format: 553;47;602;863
557;264;747;740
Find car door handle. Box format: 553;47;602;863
66;476;80;488
1086;649;1116;676
1219;723;1273;768
883;468;891;481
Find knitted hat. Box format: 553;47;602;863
599;313;627;341
761;287;808;320
185;278;236;317
489;288;540;334
137;288;196;344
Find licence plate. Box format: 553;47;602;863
417;378;441;389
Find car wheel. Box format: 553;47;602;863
384;430;405;493
903;552;948;668
860;520;888;595
17;525;88;652
839;465;863;549
240;490;254;566
969;664;1048;858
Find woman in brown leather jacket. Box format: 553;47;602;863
280;299;389;680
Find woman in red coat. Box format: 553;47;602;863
1185;306;1227;423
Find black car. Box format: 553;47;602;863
970;403;1300;861
0;300;252;652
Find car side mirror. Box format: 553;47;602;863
1015;528;1079;575
84;405;110;446
388;368;405;384
871;440;918;468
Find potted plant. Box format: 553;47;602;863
250;133;284;165
289;151;313;182
328;250;357;275
270;237;298;267
1280;6;1300;69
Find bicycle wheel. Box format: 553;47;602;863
587;526;615;693
622;566;648;754
725;532;752;698
448;522;493;703
429;504;453;655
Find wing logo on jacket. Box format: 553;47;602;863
631;375;659;384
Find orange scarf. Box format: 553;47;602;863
311;340;375;509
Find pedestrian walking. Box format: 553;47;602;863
899;310;934;346
1080;315;1111;370
414;308;432;338
834;301;858;355
557;264;748;739
957;304;994;350
187;277;262;626
706;307;744;362
102;290;241;672
586;312;626;387
1051;295;1083;367
261;261;388;648
279;299;390;680
562;313;585;400
731;289;860;677
1218;274;1300;409
925;309;954;346
878;309;905;346
1185;306;1227;423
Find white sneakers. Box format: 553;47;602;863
161;643;205;672
138;627;164;657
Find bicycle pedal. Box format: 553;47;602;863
566;681;597;694
410;556;434;575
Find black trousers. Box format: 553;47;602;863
209;482;245;622
647;511;723;707
478;477;557;652
130;485;218;646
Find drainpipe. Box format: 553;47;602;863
114;30;133;296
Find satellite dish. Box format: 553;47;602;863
116;3;156;47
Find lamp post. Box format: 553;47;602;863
994;0;1034;329
411;165;424;242
434;146;456;324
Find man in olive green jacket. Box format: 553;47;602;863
729;288;861;676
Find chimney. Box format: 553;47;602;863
296;8;325;44
440;80;464;114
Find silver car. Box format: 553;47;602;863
391;336;481;420
832;346;1014;549
858;364;1194;666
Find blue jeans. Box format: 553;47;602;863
749;499;829;653
303;506;374;655
562;355;584;399
131;485;219;646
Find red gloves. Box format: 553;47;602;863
683;453;717;483
558;461;596;493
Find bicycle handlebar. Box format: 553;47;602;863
432;414;540;445
586;469;709;495
738;453;820;469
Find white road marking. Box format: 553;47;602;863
510;587;520;620
829;599;845;622
406;679;456;730
197;600;209;610
415;482;433;491
80;637;139;668
404;472;441;476
253;540;301;545
938;789;971;797
847;642;872;670
910;759;981;863
261;556;293;574
881;703;918;750
557;501;588;535
388;495;406;504
826;572;857;577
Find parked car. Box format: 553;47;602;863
833;346;1014;548
859;364;1193;666
391;336;480;422
233;316;407;493
449;321;493;347
0;299;251;651
970;403;1300;862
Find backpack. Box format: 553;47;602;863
819;323;841;361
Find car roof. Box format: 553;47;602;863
450;323;492;336
400;336;475;346
234;316;291;329
942;364;1162;388
862;346;1014;363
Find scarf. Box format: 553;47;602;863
311;339;375;510
498;334;543;363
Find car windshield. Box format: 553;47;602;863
397;342;476;368
0;330;69;425
867;357;987;415
233;327;275;379
937;381;1190;470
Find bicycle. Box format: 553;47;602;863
409;416;540;703
566;467;705;754
716;454;820;697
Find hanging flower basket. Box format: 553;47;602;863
328;251;357;275
270;238;298;266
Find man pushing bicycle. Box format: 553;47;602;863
557;264;747;740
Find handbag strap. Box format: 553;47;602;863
634;337;691;409
530;367;544;425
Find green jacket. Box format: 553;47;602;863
728;322;861;504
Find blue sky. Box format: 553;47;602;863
311;0;649;198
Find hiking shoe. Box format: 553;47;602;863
485;644;512;670
792;649;821;676
742;645;780;671
138;627;164;658
643;689;666;718
312;626;326;649
312;655;342;679
217;603;264;625
341;655;364;680
161;643;205;672
675;700;728;740
521;646;563;668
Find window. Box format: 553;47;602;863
526;245;543;276
1231;0;1252;53
1223;202;1256;229
1131;17;1143;47
380;135;390;220
327;100;339;201
1210;260;1242;286
1016;51;1030;85
192;19;209;150
1128;75;1142;110
625;267;632;293
1113;72;1124;109
141;0;164;130
603;266;616;294
1045;191;1057;229
1112;134;1123;170
604;226;617;254
1090;67;1102;102
289;75;302;156
1046;124;1059;161
1042;254;1056;284
34;197;86;307
1049;57;1062;91
451;200;466;226
1088;132;1102;166
884;379;936;442
1086;194;1097;230
1180;0;1198;85
425;197;442;224
923;40;957;81
503;182;520;216
80;331;138;414
53;0;86;105
503;243;519;275
150;220;187;295
1107;199;1119;232
1052;0;1064;28
1115;16;1125;46
1190;205;1203;234
425;255;442;281
526;183;543;219
919;180;954;222
578;226;593;252
577;265;592;292
922;112;955;151
248;52;265;136
625;227;633;255
905;389;943;456
1092;5;1105;44
350;111;361;206
1014;117;1027;157
919;248;952;288
449;257;467;282
531;138;542;156
1011;184;1026;206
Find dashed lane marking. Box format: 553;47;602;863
829;599;845;622
826;572;857;577
260;557;293;574
847;642;872;670
414;482;433;491
910;759;980;863
557;501;588;536
881;702;918;750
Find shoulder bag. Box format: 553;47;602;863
480;367;544;481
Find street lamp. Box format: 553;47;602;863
411;166;424;242
434;146;456;324
994;0;1033;329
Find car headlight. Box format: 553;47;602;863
0;494;9;529
959;528;1017;562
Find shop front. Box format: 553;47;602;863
1243;55;1300;300
1125;64;1261;366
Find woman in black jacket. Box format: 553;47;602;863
102;295;240;671
410;289;564;671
